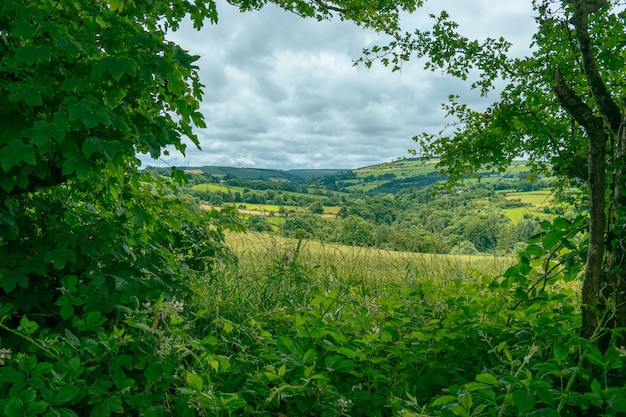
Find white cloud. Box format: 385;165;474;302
144;1;536;170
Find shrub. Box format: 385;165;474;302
0;172;243;415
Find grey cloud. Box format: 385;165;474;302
142;1;536;170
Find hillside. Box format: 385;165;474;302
175;158;537;193
182;166;348;182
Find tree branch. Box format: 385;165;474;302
570;0;622;136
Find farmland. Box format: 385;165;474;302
177;158;561;255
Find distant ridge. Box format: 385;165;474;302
176;166;349;182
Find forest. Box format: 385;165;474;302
2;0;626;416
166;159;559;255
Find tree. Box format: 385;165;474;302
362;0;625;344
339;216;375;246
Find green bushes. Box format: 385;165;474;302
2;178;624;416
184;237;626;416
0;172;243;416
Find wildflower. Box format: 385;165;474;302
0;348;12;365
351;383;363;392
172;300;184;313
336;397;353;413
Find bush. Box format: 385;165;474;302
0;172;243;415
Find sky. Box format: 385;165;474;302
146;1;537;170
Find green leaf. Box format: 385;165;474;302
15;45;52;66
431;395;457;407
59;301;74;320
604;347;623;370
62;152;93;180
450;404;469;417
25;400;48;415
44;248;76;270
84;311;103;327
542;230;563;251
3;398;24;417
0;270;29;293
585;343;604;366
144;362;162;387
218;394;247;413
553;344;568;362
512;389;535;412
186;372;203;392
460;392;472;410
0;140;36;171
19;315;39;336
109;0;124;12
99;57;135;81
19;388;37;403
525;244;544;257
553;216;571;230
53;385;79;406
10;19;37;40
475;372;499;386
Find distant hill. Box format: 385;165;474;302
179;166;349;182
147;158;536;193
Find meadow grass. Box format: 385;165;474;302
199;232;514;320
187;230;591;416
503;189;554;205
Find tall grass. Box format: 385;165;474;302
196;232;513;321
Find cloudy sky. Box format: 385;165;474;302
149;1;537;170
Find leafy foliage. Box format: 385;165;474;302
0;171;243;415
4;0;626;415
361;0;626;345
0;0;214;196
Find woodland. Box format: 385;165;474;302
2;0;626;416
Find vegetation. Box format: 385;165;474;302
364;0;626;345
2;0;626;416
181;160;557;256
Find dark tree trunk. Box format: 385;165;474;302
558;0;626;345
554;66;607;341
603;114;626;343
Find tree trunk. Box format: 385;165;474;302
602;112;626;344
553;66;607;341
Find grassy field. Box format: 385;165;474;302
183;229;591;416
226;232;512;287
204;203;341;217
200;230;516;326
499;190;555;224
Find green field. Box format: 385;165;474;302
226;231;513;284
497;190;555;224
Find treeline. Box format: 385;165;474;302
244;184;550;255
175;170;560;255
